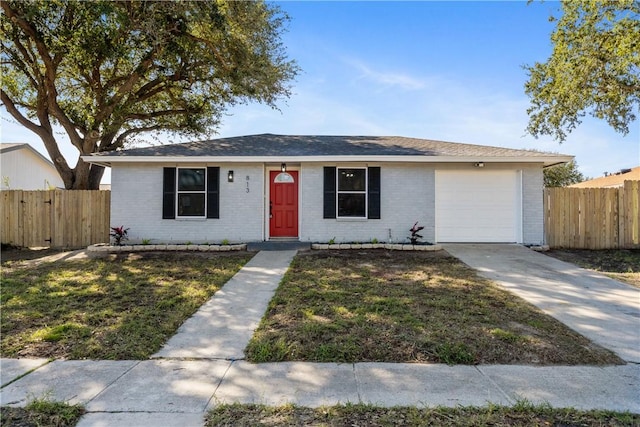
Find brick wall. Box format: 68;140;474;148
299;163;435;243
111;162;545;245
111;163;264;244
522;166;544;245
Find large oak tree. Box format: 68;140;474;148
1;1;298;189
525;0;640;142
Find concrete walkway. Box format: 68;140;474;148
1;247;639;427
153;250;297;360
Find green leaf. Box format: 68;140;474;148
524;0;640;142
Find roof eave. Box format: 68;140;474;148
82;154;573;167
3;143;58;168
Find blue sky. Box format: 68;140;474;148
2;1;638;182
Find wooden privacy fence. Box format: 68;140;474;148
1;190;110;249
544;181;640;249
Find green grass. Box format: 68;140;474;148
1;252;252;359
206;402;640;426
246;250;622;365
1;399;84;427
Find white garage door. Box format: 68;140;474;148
435;170;521;243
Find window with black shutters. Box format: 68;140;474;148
163;167;219;219
324;166;380;219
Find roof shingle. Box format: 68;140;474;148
93;134;566;159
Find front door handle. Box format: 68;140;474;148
269;201;273;219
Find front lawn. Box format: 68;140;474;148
545;249;640;288
246;250;622;365
206;402;640;427
1;252;252;359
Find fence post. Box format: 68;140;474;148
624;180;640;248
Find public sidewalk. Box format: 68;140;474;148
2;359;638;427
1;247;639;427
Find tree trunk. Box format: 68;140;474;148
89;164;105;190
70;158;91;189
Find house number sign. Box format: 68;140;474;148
246;175;250;193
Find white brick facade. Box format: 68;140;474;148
111;161;545;245
299;163;435;243
521;165;545;245
111;163;265;244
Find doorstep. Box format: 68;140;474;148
246;241;312;251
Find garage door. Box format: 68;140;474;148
435;170;521;243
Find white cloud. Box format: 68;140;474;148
344;59;429;91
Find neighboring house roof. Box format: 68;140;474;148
1;142;64;190
84;134;572;166
570;166;640;188
0;143;57;168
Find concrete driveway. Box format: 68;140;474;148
443;244;640;364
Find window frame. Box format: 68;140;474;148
336;167;368;219
176;167;207;218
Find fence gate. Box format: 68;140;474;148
1;190;110;249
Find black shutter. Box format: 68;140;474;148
368;166;381;219
207;167;220;219
323;167;336;219
162;167;176;219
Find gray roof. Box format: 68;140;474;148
92;134;566;159
1;142;29;153
0;143;56;166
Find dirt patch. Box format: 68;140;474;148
1;407;38;427
545;249;640;288
0;402;84;427
1;245;67;264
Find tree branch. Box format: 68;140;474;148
94;51;159;125
2;88;73;185
1;89;45;137
6;39;40;87
108;124;164;151
127;109;189;120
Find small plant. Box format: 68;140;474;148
409;221;424;245
141;238;151;245
435;342;476;365
328;237;336;245
110;225;129;246
30;323;91;342
221;239;230;245
23;398;85;426
491;328;523;343
371;237;379;244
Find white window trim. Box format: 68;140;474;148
336;167;367;219
176;167;207;218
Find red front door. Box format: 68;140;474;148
269;171;299;238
